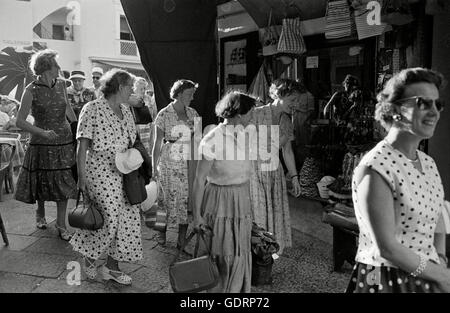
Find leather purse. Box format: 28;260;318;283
169;227;219;293
123;135;152;205
68;190;104;230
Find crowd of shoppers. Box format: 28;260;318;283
8;48;449;293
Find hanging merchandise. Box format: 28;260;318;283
354;4;392;40
299;157;322;199
261;9;281;56
325;0;353;39
248;64;269;104
381;0;414;25
277;17;307;56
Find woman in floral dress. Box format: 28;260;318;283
70;69;142;285
14;49;77;241
152;79;201;248
249;78;302;255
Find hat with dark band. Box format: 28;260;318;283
69;70;86;80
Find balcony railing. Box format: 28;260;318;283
120;40;138;56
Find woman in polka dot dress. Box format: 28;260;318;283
70;69;143;286
346;68;450;293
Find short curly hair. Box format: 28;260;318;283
375;67;445;130
29;49;58;76
100;68;134;99
215;91;256;119
269;78;305;100
169;79;198;100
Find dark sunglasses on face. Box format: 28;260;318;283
394;96;444;112
92;76;100;80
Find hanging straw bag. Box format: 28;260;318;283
261;9;281;56
325;0;353;39
277;17;306;55
169;227;219;293
248;64;269;104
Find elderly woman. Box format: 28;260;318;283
152;79;200;248
14;49;77;241
346;68;450;293
70;69;142;285
249;78;301;255
193;91;256;293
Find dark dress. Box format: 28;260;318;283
14;79;77;203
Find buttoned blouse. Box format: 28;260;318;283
353;140;445;267
76;98;136;152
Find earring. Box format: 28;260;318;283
393;114;402;122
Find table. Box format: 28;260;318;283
0;133;25;169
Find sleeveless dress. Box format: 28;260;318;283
15;79;77;203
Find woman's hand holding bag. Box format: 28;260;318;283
68;190;104;231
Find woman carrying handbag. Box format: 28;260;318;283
69;69;143;286
193;91;255;293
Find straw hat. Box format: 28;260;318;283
115;148;143;174
69;70;86;80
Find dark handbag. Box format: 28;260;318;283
123;135;152;205
68;190;104;230
169;227;219;293
132;105;152;125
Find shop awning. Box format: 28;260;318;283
237;0;328;27
88;57;145;71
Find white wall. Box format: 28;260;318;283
0;0;33;50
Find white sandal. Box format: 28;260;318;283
83;257;98;280
101;265;132;285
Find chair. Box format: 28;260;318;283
0;142;15;202
0;143;13;246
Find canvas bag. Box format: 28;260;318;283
325;0;353;39
261;9;281;56
277;17;306;55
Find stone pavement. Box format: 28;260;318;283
0;187;352;293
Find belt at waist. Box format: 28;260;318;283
164;139;177;144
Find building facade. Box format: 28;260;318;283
0;0;146;100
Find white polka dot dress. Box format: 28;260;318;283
346;140;444;293
353;140;444;267
69;99;143;262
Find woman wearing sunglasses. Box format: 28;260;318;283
346;67;450;293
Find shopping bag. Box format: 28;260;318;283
325;0;353;39
277;17;306;55
143;180;167;232
248;64;269;104
68;190;104;231
260;9;281;56
169;227;219;293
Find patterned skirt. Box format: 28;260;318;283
346;262;439;293
249;161;292;255
200;181;253;293
15;141;77;204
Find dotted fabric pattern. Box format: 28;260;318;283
352;140;444;267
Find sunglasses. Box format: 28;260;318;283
394;96;444;112
92;76;101;80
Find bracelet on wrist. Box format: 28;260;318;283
291;174;299;179
410;254;427;277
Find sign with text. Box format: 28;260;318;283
306;56;319;69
